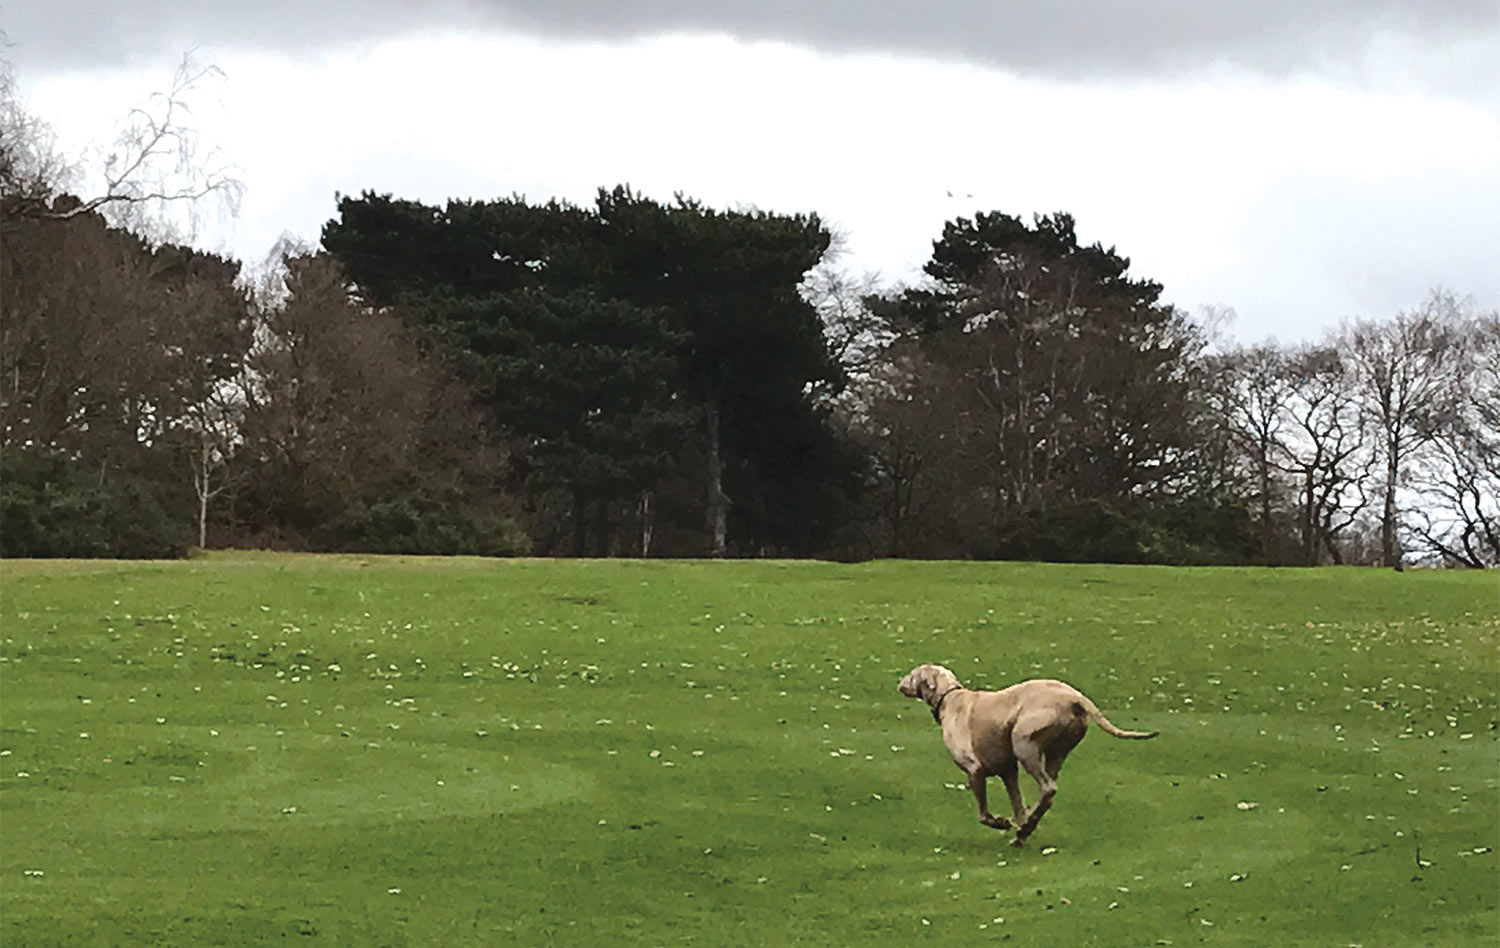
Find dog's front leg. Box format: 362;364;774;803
968;771;1012;830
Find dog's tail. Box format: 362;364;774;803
1077;697;1158;739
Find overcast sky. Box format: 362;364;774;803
6;1;1498;342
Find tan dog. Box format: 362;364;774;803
898;663;1157;846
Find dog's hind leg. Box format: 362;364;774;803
1010;740;1058;847
968;771;1012;830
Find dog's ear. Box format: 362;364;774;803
925;664;959;695
913;666;931;696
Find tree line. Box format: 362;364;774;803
2;65;1495;566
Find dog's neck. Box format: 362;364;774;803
930;685;961;723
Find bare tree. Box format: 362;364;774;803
1276;344;1372;565
1405;310;1500;566
4;49;255;554
1209;343;1297;561
838;340;960;556
1;189;253;556
235;253;518;551
1;52;241;238
185;373;249;549
801;260;892;379
1343;291;1467;567
0;57;77;202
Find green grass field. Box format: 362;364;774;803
1;554;1496;946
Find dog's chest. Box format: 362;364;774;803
943;707;1015;771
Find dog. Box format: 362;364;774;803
898;663;1157;846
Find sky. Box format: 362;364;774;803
5;0;1498;343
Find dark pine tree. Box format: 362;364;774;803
592;186;859;555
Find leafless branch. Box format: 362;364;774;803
5;52;242;237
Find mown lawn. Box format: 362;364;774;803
1;554;1495;946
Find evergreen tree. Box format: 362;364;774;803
872;211;1253;562
324;187;858;556
592;187;856;554
323;191;694;554
431;286;690;555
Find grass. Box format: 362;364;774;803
1;553;1496;946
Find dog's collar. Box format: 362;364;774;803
930;686;960;723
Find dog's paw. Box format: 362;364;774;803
980;815;1012;831
1010;835;1028;848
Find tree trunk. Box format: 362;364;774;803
639;491;654;557
198;482;209;549
592;500;610;558
1381;439;1400;568
890;475;904;558
1323;532;1344;565
1301;470;1318;566
571;489;588;558
195;441;210;549
1258;451;1274;563
705;398;728;557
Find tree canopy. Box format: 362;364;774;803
857;211;1246;562
321;186;857;556
4;59;1490;565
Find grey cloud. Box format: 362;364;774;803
6;0;1498;96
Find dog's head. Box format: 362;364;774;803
898;663;961;702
